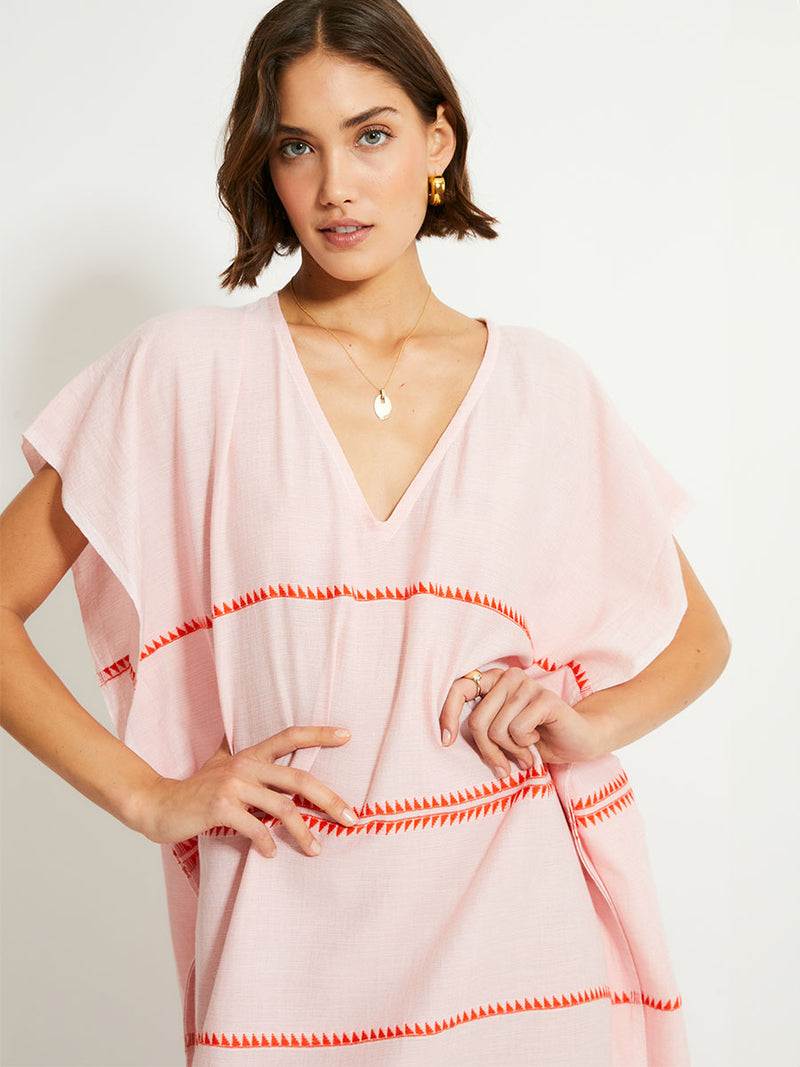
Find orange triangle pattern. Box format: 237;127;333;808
573;787;635;828
571;771;630;811
204;765;554;840
641;993;683;1012
97;655;133;687
570;769;636;828
171;837;199;882
309;762;549;818
610;991;683;1012
187;985;682;1048
139;614;213;663
98;579;591;701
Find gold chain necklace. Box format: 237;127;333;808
289;278;433;421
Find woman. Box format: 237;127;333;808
0;0;730;1063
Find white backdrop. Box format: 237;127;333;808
1;2;797;1065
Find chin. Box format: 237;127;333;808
303;250;392;285
305;262;372;285
302;235;421;285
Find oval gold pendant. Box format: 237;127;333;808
374;390;392;420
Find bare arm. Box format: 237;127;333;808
439;541;731;775
566;543;731;754
1;466;358;854
0;466;151;823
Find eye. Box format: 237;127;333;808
358;127;391;147
280;140;311;159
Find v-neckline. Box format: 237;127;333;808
268;291;499;535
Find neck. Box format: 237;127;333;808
288;245;433;343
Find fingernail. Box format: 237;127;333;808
309;838;321;855
334;729;351;738
341;807;358;825
442;729;451;745
494;765;507;780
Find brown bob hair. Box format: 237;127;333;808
217;0;499;290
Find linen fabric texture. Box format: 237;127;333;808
22;293;692;1065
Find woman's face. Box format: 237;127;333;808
268;51;454;284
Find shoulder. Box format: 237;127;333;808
433;304;591;390
126;297;271;360
490;320;598;400
89;296;275;388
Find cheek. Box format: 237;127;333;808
269;162;304;220
381;146;429;211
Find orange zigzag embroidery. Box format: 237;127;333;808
98;655;135;687
96;580;591;696
172;837;199;884
186;986;682;1049
204;764;553;840
571;771;635;828
171;765;551;885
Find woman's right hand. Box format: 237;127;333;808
140;726;358;859
1;470;357;858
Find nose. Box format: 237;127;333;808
318;148;355;208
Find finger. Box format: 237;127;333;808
260;763;359;828
490;719;536;771
506;705;549;752
465;697;518;778
252;786;324;857
439;684;468;746
219;805;278;859
481;672;550;766
252;725;351;762
489;699;547;769
466;683;537;777
439;669;504;745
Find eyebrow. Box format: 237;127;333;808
275;106;400;138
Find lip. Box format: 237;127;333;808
319;217;371;231
319;220;374;249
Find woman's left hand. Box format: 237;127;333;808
439;667;609;777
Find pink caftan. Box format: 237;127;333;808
23;292;692;1065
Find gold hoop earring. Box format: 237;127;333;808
428;175;445;206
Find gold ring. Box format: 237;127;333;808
462;669;483;699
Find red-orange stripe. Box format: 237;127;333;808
571;771;636;828
98;580;591;696
572;770;630;811
172;837;199;883
186;986;682;1048
97;654;134;687
204;764;552;840
173;766;552;884
573;788;635;828
142;581;533;662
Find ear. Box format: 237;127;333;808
427;103;457;176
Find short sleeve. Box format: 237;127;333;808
21;314;224;777
531;340;693;697
22;331;153;739
22;336;143;609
